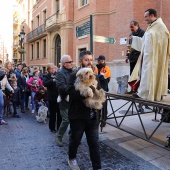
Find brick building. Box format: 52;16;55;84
18;0;170;90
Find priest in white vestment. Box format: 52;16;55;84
129;8;170;101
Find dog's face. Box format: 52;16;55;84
76;68;95;84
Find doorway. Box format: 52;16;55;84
54;34;61;67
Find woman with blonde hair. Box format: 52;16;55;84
4;61;16;80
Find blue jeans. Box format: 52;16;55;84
0;89;4;121
69;119;101;169
31;92;36;110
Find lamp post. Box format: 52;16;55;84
18;27;25;63
6;53;9;61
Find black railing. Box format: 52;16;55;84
45;12;59;28
27;24;45;41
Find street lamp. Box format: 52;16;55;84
18;26;25;63
6;53;9;61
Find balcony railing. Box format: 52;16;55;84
27;24;46;41
13;42;18;47
13;30;18;37
45;12;59;29
13;18;18;24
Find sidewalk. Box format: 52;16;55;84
0;105;169;170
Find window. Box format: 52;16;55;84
56;0;59;12
36;15;39;27
80;0;88;7
43;67;46;73
31;20;34;30
43;10;46;24
36;42;39;59
43;39;46;58
31;44;34;60
23;53;25;61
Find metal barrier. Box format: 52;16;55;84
101;92;170;150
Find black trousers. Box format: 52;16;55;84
69;119;101;170
48;101;62;131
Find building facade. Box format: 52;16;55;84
17;0;170;91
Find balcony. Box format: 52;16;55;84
13;18;18;25
27;24;47;42
13;54;18;59
13;41;18;49
45;12;60;32
13;30;18;37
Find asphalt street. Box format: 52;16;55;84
0;108;161;170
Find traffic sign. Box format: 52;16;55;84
76;21;90;38
93;35;116;44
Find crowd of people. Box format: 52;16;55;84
0;8;169;170
0;51;111;170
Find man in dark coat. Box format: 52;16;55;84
68;50;102;170
55;55;73;146
126;20;145;75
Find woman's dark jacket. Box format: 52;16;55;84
43;72;58;102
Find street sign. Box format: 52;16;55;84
76;21;90;38
93;35;116;44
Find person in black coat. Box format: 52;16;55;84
11;80;21;118
17;67;30;113
68;51;102;170
43;63;61;133
126;20;145;75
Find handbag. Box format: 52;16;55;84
128;80;140;92
116;75;129;94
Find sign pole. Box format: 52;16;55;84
90;15;93;54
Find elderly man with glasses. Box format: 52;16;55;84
55;55;73;146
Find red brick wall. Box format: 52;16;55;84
25;0;170;67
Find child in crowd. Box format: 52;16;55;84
34;86;48;112
11;80;21;118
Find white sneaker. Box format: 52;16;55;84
31;110;35;114
68;159;80;170
0;120;8;125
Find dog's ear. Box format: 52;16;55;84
78;74;83;80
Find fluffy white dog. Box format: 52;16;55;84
75;68;106;110
36;106;48;123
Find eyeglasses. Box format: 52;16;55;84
65;61;73;64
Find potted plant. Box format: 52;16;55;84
18;49;26;54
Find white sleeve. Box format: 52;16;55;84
5;77;13;92
131;36;143;52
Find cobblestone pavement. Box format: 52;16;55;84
0;109;160;170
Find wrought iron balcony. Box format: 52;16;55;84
13;18;18;25
13;30;18;37
13;42;18;48
27;24;47;42
45;12;60;32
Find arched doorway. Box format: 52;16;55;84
54;34;61;67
